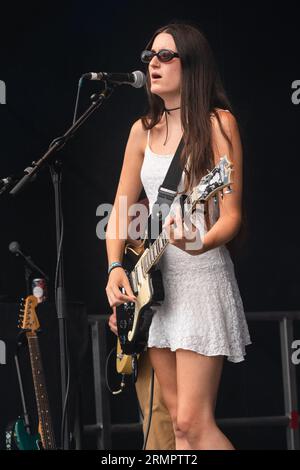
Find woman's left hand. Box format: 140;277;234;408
163;206;205;256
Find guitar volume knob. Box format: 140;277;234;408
119;320;127;329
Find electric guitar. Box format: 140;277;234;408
116;337;137;376
12;295;57;450
116;155;234;359
6;418;40;450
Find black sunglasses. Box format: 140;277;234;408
141;49;180;64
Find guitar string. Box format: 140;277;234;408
28;336;55;448
28;336;52;448
28;336;47;447
145;195;195;271
32;336;56;449
143;197;196;274
33;337;56;448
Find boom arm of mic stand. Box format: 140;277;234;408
9;85;116;196
24;255;49;281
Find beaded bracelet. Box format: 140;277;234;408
108;261;123;276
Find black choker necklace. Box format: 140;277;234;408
163;106;181;145
164;106;181;114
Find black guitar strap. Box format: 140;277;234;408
146;137;185;245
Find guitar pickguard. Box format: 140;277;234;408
116;245;164;355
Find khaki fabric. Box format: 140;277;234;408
135;351;175;450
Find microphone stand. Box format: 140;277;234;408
9;82;117;449
10;85;116;195
25;255;48;281
24;265;32;298
14;331;33;437
10;245;49;295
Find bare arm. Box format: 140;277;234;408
200;110;243;253
105;119;146;306
163;110;243;255
106;119;146;263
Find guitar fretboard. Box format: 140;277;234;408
141;194;194;274
27;335;56;450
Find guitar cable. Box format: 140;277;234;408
105;346;127;395
105;344;155;449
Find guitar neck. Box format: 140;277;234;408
142;194;194;273
142;227;170;273
27;334;56;450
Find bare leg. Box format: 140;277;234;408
148;348;234;450
148;347;191;450
176;350;234;450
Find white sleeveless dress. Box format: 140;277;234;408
140;132;252;362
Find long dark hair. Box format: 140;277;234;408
141;22;247;256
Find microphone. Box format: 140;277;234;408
8;241;22;255
81;70;146;88
0;177;13;195
0;167;37;195
9;241;49;280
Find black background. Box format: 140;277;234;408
0;0;300;450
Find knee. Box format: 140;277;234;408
175;415;215;442
174;418;192;440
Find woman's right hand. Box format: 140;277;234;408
105;267;137;307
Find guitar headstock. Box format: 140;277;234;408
19;295;40;333
190;155;234;206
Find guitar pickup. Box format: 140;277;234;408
129;271;138;295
